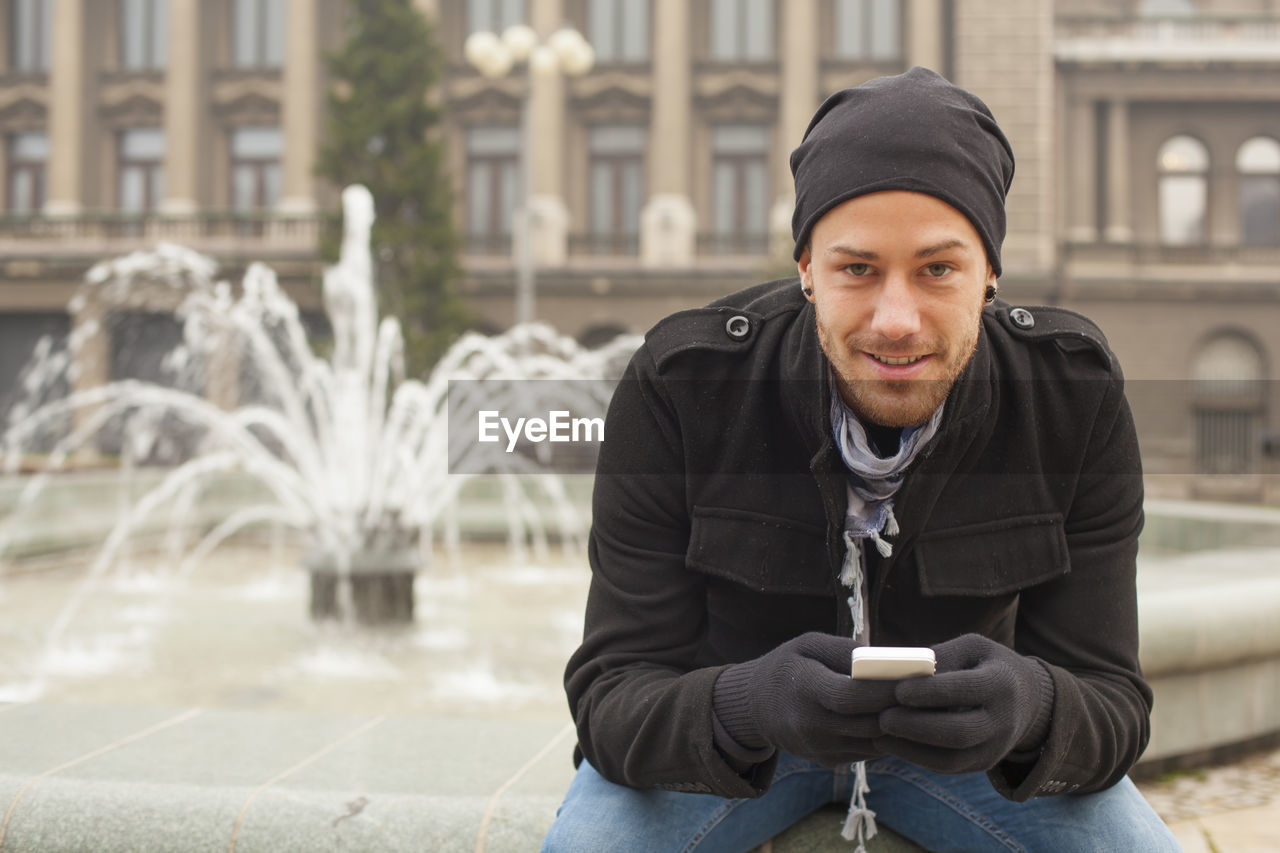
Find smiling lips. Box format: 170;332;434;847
868;353;928;366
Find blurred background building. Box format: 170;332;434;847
0;0;1278;498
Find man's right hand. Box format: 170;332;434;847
711;632;899;767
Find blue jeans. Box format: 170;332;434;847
541;754;1182;852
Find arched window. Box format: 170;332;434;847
1192;332;1266;475
1158;135;1209;245
1237;136;1280;247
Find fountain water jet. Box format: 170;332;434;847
0;185;637;681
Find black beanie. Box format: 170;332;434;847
790;67;1015;277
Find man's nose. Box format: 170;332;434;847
869;274;922;340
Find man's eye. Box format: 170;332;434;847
924;263;950;277
845;263;872;276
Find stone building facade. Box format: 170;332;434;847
0;0;1278;498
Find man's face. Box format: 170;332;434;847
798;190;996;428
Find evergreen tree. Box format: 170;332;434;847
317;0;468;373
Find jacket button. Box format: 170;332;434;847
725;314;751;339
1010;307;1035;329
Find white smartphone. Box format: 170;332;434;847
850;646;937;680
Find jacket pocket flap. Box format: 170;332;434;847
688;507;830;595
915;514;1068;598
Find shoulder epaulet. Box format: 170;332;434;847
644;305;764;371
994;303;1114;369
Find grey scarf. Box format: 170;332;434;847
829;383;944;849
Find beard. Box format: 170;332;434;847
816;312;981;428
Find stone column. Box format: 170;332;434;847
641;0;694;267
1209;139;1236;247
1066;96;1097;243
526;0;568;267
951;0;1056;274
162;0;201;215
906;0;946;72
278;0;321;214
773;0;820;258
46;0;87;215
1105;99;1132;243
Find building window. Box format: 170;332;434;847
1237;136;1280;247
118;128;166;212
588;0;649;63
1193;332;1266;475
121;0;168;70
708;125;770;253
467;0;526;35
833;0;901;61
588;125;645;250
1139;0;1196;15
709;0;773;62
1158;135;1208;246
230;126;282;211
7;132;47;214
466;126;520;253
10;0;52;72
232;0;285;68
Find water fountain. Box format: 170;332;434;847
0;186;637;704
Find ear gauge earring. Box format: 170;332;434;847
984;285;998;304
801;279;814;297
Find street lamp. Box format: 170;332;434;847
464;24;594;329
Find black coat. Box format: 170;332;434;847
565;278;1151;803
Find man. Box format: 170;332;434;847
543;68;1179;852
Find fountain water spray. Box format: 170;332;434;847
0;185;636;697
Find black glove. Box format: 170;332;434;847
712;632;899;768
874;633;1054;776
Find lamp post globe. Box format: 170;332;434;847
502;24;538;62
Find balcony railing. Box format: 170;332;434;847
0;212;332;248
1056;14;1280;61
464;233;514;256
696;232;771;256
1064;240;1280;265
567;232;640;257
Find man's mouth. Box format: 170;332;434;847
868;354;927;366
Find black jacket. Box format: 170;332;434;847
565;278;1151;803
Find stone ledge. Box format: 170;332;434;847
1138;546;1280;766
0;705;576;853
0;703;922;852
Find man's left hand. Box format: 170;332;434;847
873;633;1054;775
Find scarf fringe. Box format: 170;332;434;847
840;533;867;642
868;528;893;558
840;760;878;851
839;533;862;587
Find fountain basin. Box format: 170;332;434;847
1136;499;1280;771
304;548;420;624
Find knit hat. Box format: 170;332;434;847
789;67;1015;277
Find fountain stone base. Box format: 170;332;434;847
304;548;420;624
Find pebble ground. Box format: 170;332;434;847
1137;745;1280;822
